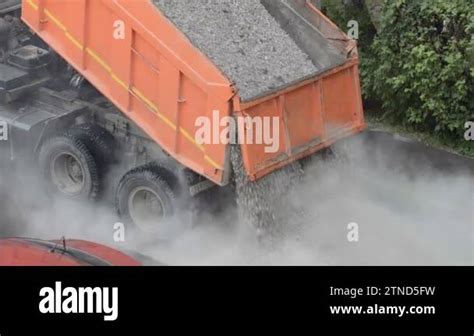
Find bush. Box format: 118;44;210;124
363;0;474;139
322;0;376;54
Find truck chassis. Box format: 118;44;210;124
0;2;200;233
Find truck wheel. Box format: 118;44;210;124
66;124;116;168
116;165;176;233
39;134;100;201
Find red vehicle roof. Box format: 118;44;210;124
0;238;142;266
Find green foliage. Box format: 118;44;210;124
322;1;377;53
363;0;474;140
323;0;474;154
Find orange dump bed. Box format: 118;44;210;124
21;0;365;185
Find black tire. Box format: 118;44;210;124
116;164;176;233
66;123;116;169
38;134;100;201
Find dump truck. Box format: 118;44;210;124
0;0;365;234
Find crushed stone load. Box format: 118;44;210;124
153;0;318;101
230;145;306;247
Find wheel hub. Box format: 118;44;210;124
51;152;85;195
128;187;166;232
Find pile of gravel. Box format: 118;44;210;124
153;0;318;101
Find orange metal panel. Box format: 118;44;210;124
239;61;366;181
284;83;324;150
323;68;359;131
21;0;234;185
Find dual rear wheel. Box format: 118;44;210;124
116;164;177;233
39;133;100;200
38;125;178;234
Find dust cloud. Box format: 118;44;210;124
0;131;472;265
